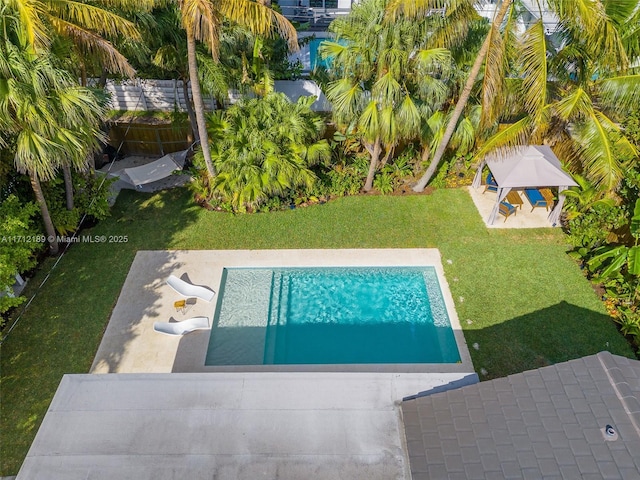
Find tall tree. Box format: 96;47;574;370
0;15;105;255
149;6;201;143
386;0;515;191
178;0;298;179
322;0;453;191
473;0;640;194
390;0;640;191
8;0;155;211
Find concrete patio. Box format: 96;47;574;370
91;248;473;375
467;186;558;229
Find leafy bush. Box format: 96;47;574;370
310;154;368;197
42;172;114;234
565;202;625;249
373;173;394;194
193;93;330;213
430;160;451;189
583;199;640;346
74;173;115;221
0;195;42;316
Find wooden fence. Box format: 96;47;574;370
108;123;192;157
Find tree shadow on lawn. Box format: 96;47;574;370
0;188;202;475
467;301;635;381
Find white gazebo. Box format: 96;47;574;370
471;145;578;225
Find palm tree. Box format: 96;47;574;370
7;0;153;78
8;0;155;212
0;20;105;255
473;0;640;194
201;92;330;211
178;0;298;179
148;6;201;143
385;0;515;191
321;0;453;191
394;0;640;191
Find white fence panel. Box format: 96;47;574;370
274;80;331;112
99;79;331;112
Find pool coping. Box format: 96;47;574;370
91;249;474;375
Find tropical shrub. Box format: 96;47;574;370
317;155;368;197
0;195;42;317
192;93;330;212
585;199;640;345
41;173;114;235
565;203;625;250
373;173;394;194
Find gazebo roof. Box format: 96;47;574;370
485;145;578;188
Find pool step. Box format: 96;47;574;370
264;271;291;365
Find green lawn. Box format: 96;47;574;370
0;187;634;475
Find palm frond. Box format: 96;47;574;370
597;75;640;113
48;17;136;76
14;128;64;180
519;20;548;120
552;87;594;122
372;71;402;105
573;110;633;192
46;0;141;40
9;0;50;47
474;115;533;159
479;20;508;128
325;79;363;124
396;95;421;138
219;0;298;53
548;0;628;70
92;0;158;13
449;116;476;154
358;100;380;142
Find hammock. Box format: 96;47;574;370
115;150;189;188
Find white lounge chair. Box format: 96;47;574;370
167;275;215;302
153;316;210;336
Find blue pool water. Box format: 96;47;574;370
308;38;347;70
309;38;329;70
205;267;460;365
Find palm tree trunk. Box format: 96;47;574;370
97;67;109;89
420;142;430;165
186;31;216;178
182;76;200;143
30;172;59;255
413;0;513;192
363;138;382;192
62;164;74;210
80;62;87;87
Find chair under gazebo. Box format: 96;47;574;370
471;145;578;226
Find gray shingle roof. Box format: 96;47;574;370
402;351;640;480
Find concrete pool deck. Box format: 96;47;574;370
91;248;473;374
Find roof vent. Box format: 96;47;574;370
602;424;618;441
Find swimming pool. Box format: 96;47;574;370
205;266;461;366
